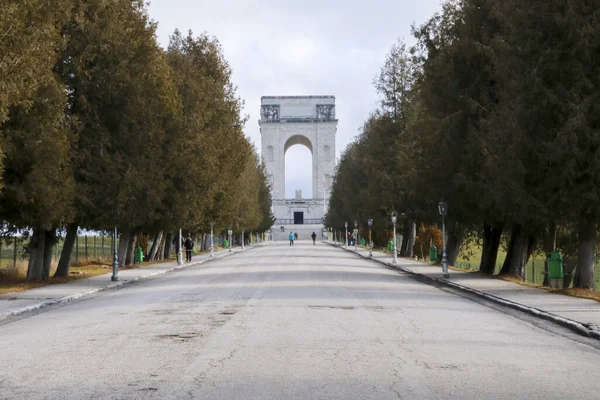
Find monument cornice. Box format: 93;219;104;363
261;95;335;100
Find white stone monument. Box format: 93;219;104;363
259;95;337;225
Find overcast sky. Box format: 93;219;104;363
147;0;443;198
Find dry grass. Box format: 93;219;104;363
0;249;219;295
0;260;111;295
552;288;600;302
449;265;479;273
495;274;544;288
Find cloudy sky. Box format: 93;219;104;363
147;0;443;198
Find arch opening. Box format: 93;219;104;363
284;135;313;199
284;135;313;155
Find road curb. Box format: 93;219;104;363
1;244;263;321
328;242;600;341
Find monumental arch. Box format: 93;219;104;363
259;96;337;224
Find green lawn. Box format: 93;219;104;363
455;243;600;289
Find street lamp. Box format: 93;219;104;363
228;226;233;253
367;218;373;258
438;200;449;278
111;226;119;281
241;230;245;250
391;213;398;264
210;222;214;258
344;221;348;247
354;220;358;251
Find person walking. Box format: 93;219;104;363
289;231;295;246
184;235;194;262
311;231;317;245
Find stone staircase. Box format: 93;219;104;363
272;224;324;241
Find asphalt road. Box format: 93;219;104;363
2;241;600;399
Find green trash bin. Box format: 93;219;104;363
547;251;564;279
224;239;229;248
387;241;394;251
361;238;366;246
134;247;144;265
429;246;438;262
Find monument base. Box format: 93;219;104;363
273;199;327;225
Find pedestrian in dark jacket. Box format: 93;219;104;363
184;235;194;262
311;231;317;245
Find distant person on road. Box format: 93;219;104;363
184;235;194;262
289;232;295;246
294;232;298;240
311;231;317;245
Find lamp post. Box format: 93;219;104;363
391;213;398;264
210;222;214;259
177;228;183;265
111;226;119;281
367;218;373;258
241;230;245;250
438;200;449;278
354;220;358;251
228;227;233;253
344;221;348;247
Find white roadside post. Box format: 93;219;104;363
345;221;348;247
392;213;398;264
354;220;358;252
210;222;214;259
177;228;183;265
438;200;449;279
228;228;233;253
242;230;245;250
368;218;373;258
111;226;119;281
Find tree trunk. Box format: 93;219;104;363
54;223;78;277
542;221;556;286
157;235;166;261
574;220;596;290
163;232;173;259
563;257;577;288
479;223;503;275
138;233;149;256
406;222;416;258
446;221;464;267
117;229;132;267
27;228;46;281
400;222;411;257
499;225;534;280
42;229;56;280
124;233;137;266
147;232;159;261
149;231;164;261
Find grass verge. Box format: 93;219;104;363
0;247;228;296
494;274;600;302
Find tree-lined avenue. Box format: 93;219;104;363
1;242;599;399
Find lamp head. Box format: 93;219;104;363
438;200;448;217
